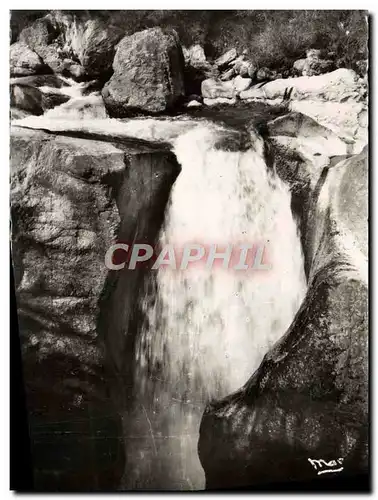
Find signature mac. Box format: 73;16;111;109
105;242;272;271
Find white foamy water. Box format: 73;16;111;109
129;124;307;490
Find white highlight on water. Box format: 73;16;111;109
132;124;307;489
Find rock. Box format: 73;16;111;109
10;125;179;490
102;28;185;116
10;108;32;120
203;97;237;106
10;74;68;89
293;58;307;75
186;99;202;108
240;69;363;103
10;84;44;115
236;60;256;78
356;60;368;77
231;55;245;73
19;12;125;78
247;64;257;80
64;62;87;80
201;78;236;99
267;112;349;187
240;69;367;150
306;48;322;59
198;143;368;489
233;75;252;93
59;16;125;76
10;82;71;115
10;126;127;490
290;100;368;154
215;48;237;69
187;94;203;103
220;67;235;81
10;41;48;76
41;92;71;110
186;44;206;66
256;67;274;82
303;58;335;77
19;15;67;74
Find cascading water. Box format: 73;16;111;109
128;124;307;490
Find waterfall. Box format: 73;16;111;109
128;124;307;490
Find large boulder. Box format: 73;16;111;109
10;41;48;76
10;125;180;490
102;28;185;116
198;141;368;489
56;14;125;76
19;13;88;80
10;126;127;490
19;14;66;74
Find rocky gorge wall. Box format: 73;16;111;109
10;125;180;490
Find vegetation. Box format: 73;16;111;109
11;10;368;73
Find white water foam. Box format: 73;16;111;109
130;124;307;490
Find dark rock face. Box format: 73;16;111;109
198;141;368;488
10;126;180;490
102;28;185;116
